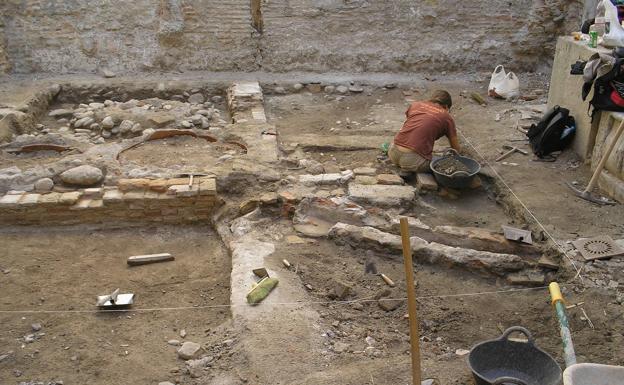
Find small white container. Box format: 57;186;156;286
563;363;624;385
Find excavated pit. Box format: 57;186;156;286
0;224;231;384
0;77;623;384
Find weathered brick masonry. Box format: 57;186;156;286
0;0;581;74
0;176;219;225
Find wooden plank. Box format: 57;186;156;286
127;253;174;266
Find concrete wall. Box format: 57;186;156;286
0;0;581;75
547;37;609;161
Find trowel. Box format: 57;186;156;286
96;288;135;308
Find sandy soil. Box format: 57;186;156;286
119;136;245;170
0;225;230;384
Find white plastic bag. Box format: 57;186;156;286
488;65;520;99
601;0;624;47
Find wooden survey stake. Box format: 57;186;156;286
400;217;422;384
127;253;174;266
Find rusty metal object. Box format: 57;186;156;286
146;129;217;142
6;144;76;154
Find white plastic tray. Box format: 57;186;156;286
563;363;624;385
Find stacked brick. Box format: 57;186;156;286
0;177;219;225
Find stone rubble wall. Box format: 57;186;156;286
0;0;581;75
0;176;219;225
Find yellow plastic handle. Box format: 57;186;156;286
549;282;565;306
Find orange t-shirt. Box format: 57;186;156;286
393;101;456;160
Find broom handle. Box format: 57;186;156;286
549;282;577;368
585;118;624;193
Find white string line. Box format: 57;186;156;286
0;286;553;314
456;128;585;284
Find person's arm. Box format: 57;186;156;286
446;117;461;152
448;132;461;153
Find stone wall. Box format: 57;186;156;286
0;0;581;75
0;176;219;225
0;16;9;74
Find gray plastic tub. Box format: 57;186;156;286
563;363;624;385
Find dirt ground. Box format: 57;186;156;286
0;225;231;384
271;237;624;384
258;79;624;384
1;73;624;385
119;136;245;170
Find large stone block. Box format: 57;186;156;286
348;183;415;207
329;222;527;277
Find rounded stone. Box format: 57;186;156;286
34;178;54;192
101;116;115;129
188;93;205;104
177;341;202;360
60;165;103;186
293;83;304;91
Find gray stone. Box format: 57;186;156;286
329;222;526;277
31;323;42;331
177;341;202;360
348;183;415;206
300;170;353;186
180;120;192;128
119;120;134;134
101;116;115;129
48;109;74;118
158;382;175;385
354;175;377;185
293;83;304;91
336;86;349;94
101;130;112;139
167;339;181;346
332;342;349;353
131;123;143;134
211;95;223;103
349;85;364;93
299;159;324;174
102;68;116;78
324;85;335;93
353;167;377;175
34;178;54;192
378;298;402;311
74;117;94;128
331;281;352;300
275;86;286;94
188;93;205;104
60;165;103;186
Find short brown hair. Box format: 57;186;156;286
429;90;452;109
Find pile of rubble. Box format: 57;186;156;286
46;96;228;144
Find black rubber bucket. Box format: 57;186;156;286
430;150;481;189
467;327;562;385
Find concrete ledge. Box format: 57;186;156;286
547;37;608;161
599;169;624;203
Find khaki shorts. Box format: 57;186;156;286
388;144;430;173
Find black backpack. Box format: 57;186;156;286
526;106;576;158
583;56;624;118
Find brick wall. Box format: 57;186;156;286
0;176;220;225
0;0;581;74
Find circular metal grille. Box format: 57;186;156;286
583;240;613;255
